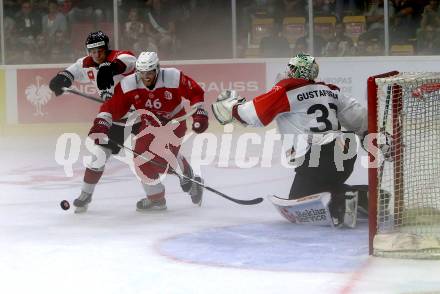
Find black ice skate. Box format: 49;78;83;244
179;164;194;193
179;164;204;206
189;176;204;206
136;198;167;212
73;191;92;213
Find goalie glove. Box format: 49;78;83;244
211;90;246;125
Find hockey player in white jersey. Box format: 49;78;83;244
48;31;137;213
212;53;368;227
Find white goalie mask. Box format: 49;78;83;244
136;51;160;77
287;53;319;80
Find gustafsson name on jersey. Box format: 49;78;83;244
297;90;338;101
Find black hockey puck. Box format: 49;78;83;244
60;200;70;210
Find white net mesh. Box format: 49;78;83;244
373;72;440;259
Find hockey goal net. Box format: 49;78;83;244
368;71;440;259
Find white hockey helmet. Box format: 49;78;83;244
136;51;160;73
287;53;319;80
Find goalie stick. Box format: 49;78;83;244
108;138;263;206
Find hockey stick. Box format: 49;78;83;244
108;138;263;205
62;87;103;103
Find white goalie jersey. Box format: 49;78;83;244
236;78;367;159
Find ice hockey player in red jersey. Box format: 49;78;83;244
212;53;368;227
88;51;208;211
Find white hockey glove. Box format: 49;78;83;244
211;90;246;125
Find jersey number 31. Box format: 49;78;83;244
307;103;341;132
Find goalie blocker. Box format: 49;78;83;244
269;191;359;228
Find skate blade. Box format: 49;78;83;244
136;206;167;213
74;205;88;214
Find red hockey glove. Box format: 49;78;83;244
88;117;112;144
192;108;209;133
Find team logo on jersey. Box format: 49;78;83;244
148;93;154;99
164;90;172;100
25;76;52;116
134;95;140;100
87;70;95;81
272;85;282;91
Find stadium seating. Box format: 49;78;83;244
249;18;274;47
283;17;306;46
390;44;415;56
314;16;336;40
343;15;366;43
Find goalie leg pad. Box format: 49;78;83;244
269;192;334;226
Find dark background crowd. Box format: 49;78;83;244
1;0;437;64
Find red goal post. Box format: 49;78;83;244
368;71;440;259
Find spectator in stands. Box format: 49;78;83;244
67;0;93;23
416;24;440;55
143;0;178;59
322;22;354;56
4;0;21;18
92;0;112;23
59;0;74;18
365;0;395;33
245;0;285;19
48;29;74;63
314;0;337;17
15;1;42;40
35;34;50;63
294;30;326;56
42;1;68;40
283;0;307;17
4;15;19;64
123;8;148;49
355;34;384;56
420;0;440;28
391;0;424;43
260;21;291;57
335;0;366;20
